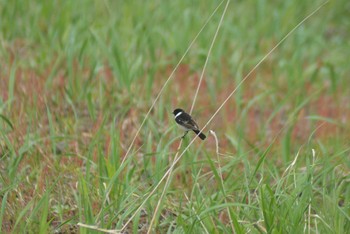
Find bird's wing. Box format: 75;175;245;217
187;118;199;130
176;113;199;130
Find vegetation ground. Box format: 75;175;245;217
0;0;349;233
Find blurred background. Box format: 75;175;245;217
0;0;349;233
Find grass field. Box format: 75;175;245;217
1;0;349;233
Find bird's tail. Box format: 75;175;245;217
193;129;206;140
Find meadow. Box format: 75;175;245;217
0;0;349;233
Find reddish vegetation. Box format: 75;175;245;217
1;61;349;161
169;64;349;148
1;59;349;231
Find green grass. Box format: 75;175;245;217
1;0;349;233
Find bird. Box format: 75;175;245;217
173;108;206;140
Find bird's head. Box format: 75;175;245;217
173;108;184;116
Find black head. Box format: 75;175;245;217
173;108;184;115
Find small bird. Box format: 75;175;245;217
173;108;206;140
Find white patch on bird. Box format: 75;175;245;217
174;111;183;119
177;124;189;131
